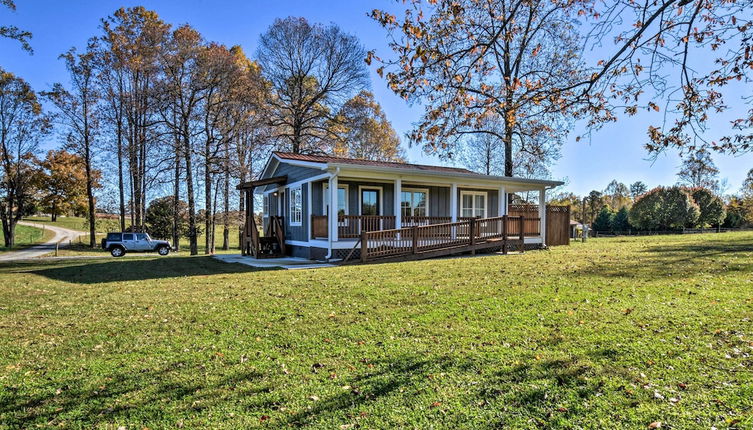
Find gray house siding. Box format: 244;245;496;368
339;181;394;216
272;162;323;184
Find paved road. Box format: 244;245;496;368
0;221;86;262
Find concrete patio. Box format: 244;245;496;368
213;254;335;270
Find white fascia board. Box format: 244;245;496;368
327;164;563;190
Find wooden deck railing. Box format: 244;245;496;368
356;215;538;263
312;214;541;240
312;215;452;239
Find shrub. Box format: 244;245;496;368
592;207;614;232
690;188;726;227
145;196;190;240
629;186;700;230
611;207;631;232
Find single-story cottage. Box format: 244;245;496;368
238;152;565;263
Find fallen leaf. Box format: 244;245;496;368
648;422;662;429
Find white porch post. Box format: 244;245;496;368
329;175;339;242
498;185;507;216
539;188;547;246
394;178;402;228
306;181;312;241
450;183;458;222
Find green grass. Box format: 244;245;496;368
0;233;751;428
0;224;55;254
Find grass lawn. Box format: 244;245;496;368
0;224;56;254
0;233;751;428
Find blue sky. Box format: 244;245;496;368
1;0;750;195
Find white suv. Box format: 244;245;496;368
101;232;171;257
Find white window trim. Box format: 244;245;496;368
262;195;269;218
401;187;430;217
289;186;302;226
460;190;488;218
323;183;350;216
358;185;383;215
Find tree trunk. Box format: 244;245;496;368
183;130;198;256
204;140;212;255
117;120;126;232
172;150;181;252
222;143;230;251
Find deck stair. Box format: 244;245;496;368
243;215;286;259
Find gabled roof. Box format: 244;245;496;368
273;152;476;174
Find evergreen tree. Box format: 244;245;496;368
592;207;615;232
611;207;631;232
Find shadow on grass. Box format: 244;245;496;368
0;361;266;427
11;256;275;284
285;348;629;428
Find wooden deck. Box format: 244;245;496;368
343;215;537;264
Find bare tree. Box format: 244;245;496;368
43;41;100;247
257;17;370;153
676;148;721;192
0;69;49;247
100;7;169;231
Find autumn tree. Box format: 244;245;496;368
690;188;726;227
37;150;101;221
257;17;370;154
43;41;101;246
603;180;631;210
330;90;404;161
0;69;49;247
99;7;169;231
576;0;753;156
676;149;720;192
227;46;273;250
370;0;587;177
1;0;31;53
156;24;206;255
629;187;700;230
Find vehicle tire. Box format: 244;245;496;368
157;245;170;256
110;246;125;257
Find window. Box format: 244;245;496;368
460;191;487;218
106;233;122;241
289;187;302;226
136;233;148;241
323;184;349;216
263;195;269;217
401;189;429;218
360;187;381;215
122;233;134;241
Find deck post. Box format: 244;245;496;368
539;188;547;247
519;215;525;253
450;183;458;240
502;215;508;254
394;178;402;229
469;218;476;246
411;226;418;255
360;230;367;263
